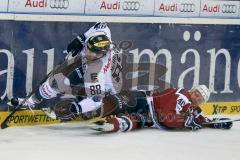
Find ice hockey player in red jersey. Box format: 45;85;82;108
92;85;233;132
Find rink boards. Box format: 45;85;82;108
0;14;240;127
0;101;240;127
0;17;240;107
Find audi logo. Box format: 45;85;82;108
222;4;237;13
122;1;140;11
180;3;195;12
50;0;69;9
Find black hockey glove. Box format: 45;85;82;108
67;34;86;57
54;99;82;122
211;118;233;129
184;114;202;131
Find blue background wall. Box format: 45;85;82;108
0;21;240;110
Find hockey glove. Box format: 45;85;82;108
91;116;131;132
54;100;82;122
67;34;86;57
91;113;148;133
184;114;202;131
91;119;115;132
211;118;233;129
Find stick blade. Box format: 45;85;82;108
1;123;9;129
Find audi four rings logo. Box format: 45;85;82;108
50;0;69;9
122;1;140;11
180;3;195;12
222;4;237;13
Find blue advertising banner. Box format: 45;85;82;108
0;21;240;110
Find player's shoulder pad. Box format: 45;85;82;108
175;88;191;109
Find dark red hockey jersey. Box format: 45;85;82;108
152;88;207;129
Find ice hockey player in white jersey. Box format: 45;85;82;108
12;22;119;121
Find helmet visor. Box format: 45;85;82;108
87;35;111;55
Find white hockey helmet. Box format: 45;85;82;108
191;85;210;103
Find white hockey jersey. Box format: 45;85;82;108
76;23;118;113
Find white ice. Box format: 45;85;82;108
0;115;239;160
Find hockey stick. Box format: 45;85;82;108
0;48;113;129
0;50;84;129
0;50;74;129
202;118;240;125
0;71;53;129
0;101;23;129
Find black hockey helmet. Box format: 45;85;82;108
87;35;111;55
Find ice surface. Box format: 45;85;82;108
0;116;240;160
